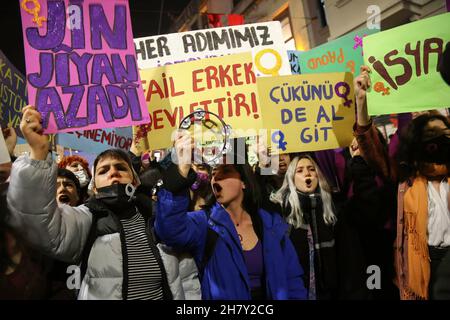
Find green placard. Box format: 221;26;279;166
364;13;450;116
298;28;379;75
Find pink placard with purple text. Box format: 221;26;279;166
19;0;150;133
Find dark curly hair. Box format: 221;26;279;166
397;113;450;182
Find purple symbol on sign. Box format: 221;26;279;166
353;34;367;56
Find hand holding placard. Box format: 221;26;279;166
354;66;371;126
173;129;193;178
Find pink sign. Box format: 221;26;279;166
19;0;150;133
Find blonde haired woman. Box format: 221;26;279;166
271;154;337;300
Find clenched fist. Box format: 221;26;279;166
20;105;50;160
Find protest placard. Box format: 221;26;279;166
136;52;262;150
364;13;450;115
0;50;28;138
57;126;132;153
19;0;150;134
257;72;355;153
295;28;378;76
288;50;301;74
134;21;290;77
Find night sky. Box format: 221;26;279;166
1;0;191;74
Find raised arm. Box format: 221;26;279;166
353;66;393;181
154;130;207;260
7;106;92;263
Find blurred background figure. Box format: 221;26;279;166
58;155;92;203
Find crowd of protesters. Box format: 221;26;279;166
1;52;449;300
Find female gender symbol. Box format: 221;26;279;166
21;0;47;27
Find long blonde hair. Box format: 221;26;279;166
270;155;337;228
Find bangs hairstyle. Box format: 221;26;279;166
57;168;82;199
92;149;139;188
270;154;336;228
58;155;92;178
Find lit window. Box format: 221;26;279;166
276;10;295;50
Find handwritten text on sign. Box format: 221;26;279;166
297;28;379;76
257;73;355;153
137;52;262;150
134;21;290;77
0;50;28;138
19;0;149;134
364;13;450;115
57;127;132;153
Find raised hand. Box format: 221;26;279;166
173;129;193;178
354;65;371;126
20;105;49;160
254;135;271;168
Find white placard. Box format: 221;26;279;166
134;21;290;77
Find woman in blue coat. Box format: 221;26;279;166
155;133;307;300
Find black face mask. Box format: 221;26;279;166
95;183;137;214
415;135;450;164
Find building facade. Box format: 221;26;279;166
172;0;446;52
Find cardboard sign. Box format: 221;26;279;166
136;52;262;150
134;21;290;77
0;50;28;138
257;72;355;153
57;126;132;153
297;28;379;76
19;0;150;134
364;13;450;115
288;50;301;74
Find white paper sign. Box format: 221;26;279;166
134;21;290;77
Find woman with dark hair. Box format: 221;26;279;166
353;66;450;300
155;132;307;300
395;113;449;300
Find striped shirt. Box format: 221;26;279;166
120;212;164;300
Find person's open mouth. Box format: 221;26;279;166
305;178;312;188
58;194;70;204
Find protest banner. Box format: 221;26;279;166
19;0;150;134
288;50;301;74
0;126;11;164
257;72;355;153
296;28;379;76
364;13;450;115
0;50;28;138
134;21;290;77
57;126;132;153
136;52;262;150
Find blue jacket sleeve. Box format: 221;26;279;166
155;188;207;258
